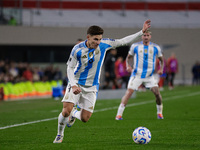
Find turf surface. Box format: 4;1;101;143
0;86;200;150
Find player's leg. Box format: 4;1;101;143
72;109;92;122
116;88;134;120
145;76;163;119
72;90;96;122
116;76;141;120
58;102;74;132
53;102;74;143
53;84;78;143
151;86;164;119
171;72;175;89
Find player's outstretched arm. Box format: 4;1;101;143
113;19;151;47
142;19;151;33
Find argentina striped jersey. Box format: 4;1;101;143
67;30;143;87
129;41;162;78
67;39;120;87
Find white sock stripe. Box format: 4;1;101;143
1;91;200;130
74;110;78;114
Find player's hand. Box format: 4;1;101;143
126;66;133;73
72;85;81;95
142;19;151;33
157;69;163;75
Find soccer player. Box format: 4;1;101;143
115;30;164;120
167;52;178;90
53;20;151;143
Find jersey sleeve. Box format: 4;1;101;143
128;44;137;56
67;46;78;68
113;30;143;48
102;30;143;50
156;45;163;57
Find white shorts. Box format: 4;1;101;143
61;84;97;113
127;75;158;90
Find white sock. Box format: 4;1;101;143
116;103;126;116
57;112;68;136
156;104;163;114
73;110;81;121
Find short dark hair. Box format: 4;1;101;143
87;25;104;36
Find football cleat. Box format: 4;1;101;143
67;107;77;127
115;115;123;120
53;135;64;143
157;113;164;119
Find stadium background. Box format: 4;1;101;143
0;0;200;92
1;1;200;149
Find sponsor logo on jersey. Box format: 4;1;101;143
144;49;148;53
82;55;87;58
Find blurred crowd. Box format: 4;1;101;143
0;59;62;84
0;51;199;91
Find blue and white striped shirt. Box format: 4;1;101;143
129;41;162;78
67;30;143;88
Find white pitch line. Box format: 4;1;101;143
0;117;57;130
1;91;200;130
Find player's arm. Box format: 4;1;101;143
126;54;134;73
67;66;81;95
67;53;81;95
156;45;164;75
157;56;164;75
114;20;151;47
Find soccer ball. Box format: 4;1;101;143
132;127;151;144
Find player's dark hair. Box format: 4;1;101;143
87;25;104;36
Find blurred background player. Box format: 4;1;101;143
167;52;178;90
53;20;151;143
103;49;119;89
155;55;167;91
192;61;200;85
115;30;164;120
115;56;130;89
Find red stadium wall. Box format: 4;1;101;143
2;1;200;11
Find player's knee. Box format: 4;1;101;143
81;115;90;122
155;91;160;97
62;108;71;117
81;112;91;122
152;88;160;97
126;89;134;97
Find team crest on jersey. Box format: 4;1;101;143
82;55;87;58
150;50;153;54
144;49;148;53
89;52;93;58
95;50;99;55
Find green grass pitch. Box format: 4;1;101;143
0;86;200;150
